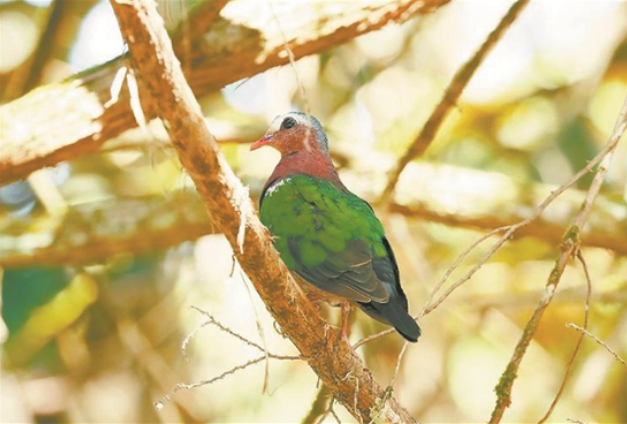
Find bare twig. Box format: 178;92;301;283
167;306;301;407
329;406;342;424
266;0;315;155
566;418;588;424
267;0;311;116
180;319;210;361
181;309;299;360
566;323;627;369
379;0;532;204
156;355;267;408
390;342;410;390
301;384;334;424
488;92;627;424
189;306;299;360
236;263;272;393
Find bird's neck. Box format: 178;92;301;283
266;150;345;191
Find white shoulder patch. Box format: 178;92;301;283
265;177;291;197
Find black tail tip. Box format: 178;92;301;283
397;322;421;343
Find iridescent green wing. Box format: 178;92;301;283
259;174;390;303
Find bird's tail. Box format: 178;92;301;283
357;300;421;342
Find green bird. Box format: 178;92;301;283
251;112;421;342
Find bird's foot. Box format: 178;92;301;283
326;301;352;351
339;301;351;341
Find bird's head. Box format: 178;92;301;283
250;112;329;157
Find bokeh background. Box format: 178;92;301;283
1;0;626;422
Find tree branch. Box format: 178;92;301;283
0;0;450;185
108;0;415;422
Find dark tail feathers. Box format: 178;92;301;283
357;300;421;342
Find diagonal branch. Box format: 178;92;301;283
108;0;416;422
378;0;531;204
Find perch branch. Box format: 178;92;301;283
379;0;531;204
109;1;416;422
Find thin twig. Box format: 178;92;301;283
267;0;313;152
161;306;301;409
156;355;267;408
566;419;588;424
329;404;342;424
192;305;266;351
167;331;300;408
237;261;272;393
301;384;334;424
566;323;627;369
190;305;299;360
390;342;409;389
181;319;211;361
537;251;592;424
488;92;627;424
379;0;532;204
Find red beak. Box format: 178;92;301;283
250;135;272;151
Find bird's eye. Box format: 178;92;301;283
281;117;296;130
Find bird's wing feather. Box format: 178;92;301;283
260;175;391;304
289;239;389;303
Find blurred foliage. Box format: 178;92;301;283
1;0;626;423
